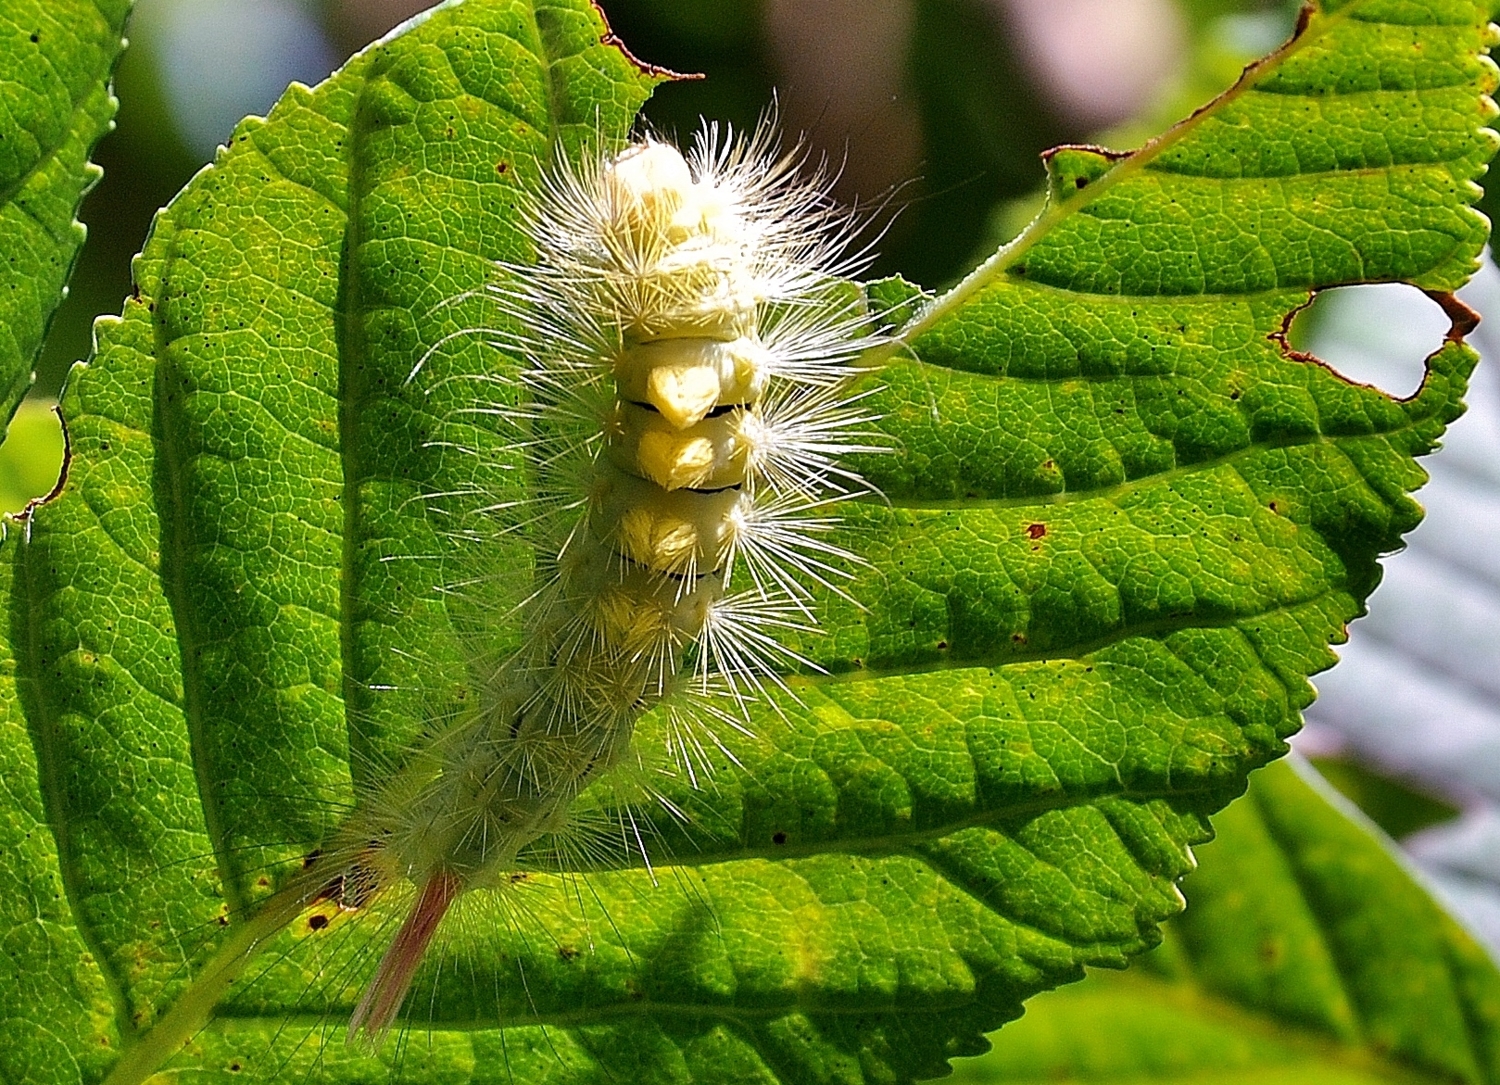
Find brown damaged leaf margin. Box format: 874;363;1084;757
1429;289;1482;342
1269;288;1481;405
590;0;703;82
1038;144;1129;163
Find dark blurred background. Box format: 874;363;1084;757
9;0;1500;981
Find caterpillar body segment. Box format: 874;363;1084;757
335;128;883;1039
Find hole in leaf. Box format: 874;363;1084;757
1287;283;1450;399
0;398;66;514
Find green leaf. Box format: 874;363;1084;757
0;0;129;431
1310;754;1461;840
946;756;1500;1085
5;0;1496;1082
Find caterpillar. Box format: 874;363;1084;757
333;121;883;1035
104;120;886;1083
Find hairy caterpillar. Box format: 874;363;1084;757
103;121;885;1082
341;121;883;1036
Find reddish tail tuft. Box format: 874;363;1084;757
348;870;461;1042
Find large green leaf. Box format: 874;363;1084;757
0;0;129;431
5;0;1496;1082
948;756;1500;1085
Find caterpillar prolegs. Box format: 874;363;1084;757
106;124;885;1079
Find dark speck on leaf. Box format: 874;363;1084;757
30;31;40;42
1074;176;1088;189
772;831;788;845
1026;523;1047;540
308;914;329;931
